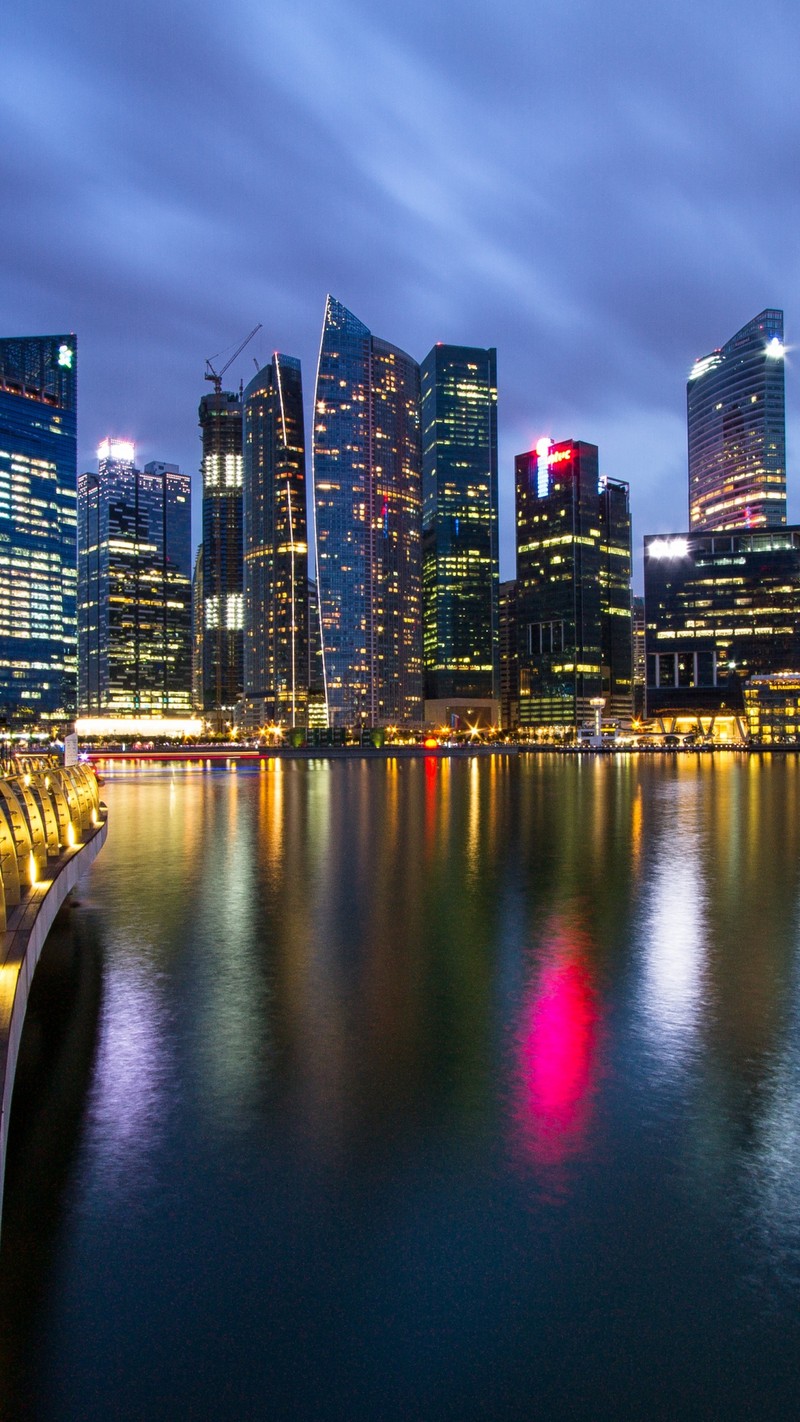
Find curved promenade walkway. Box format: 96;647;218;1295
0;760;107;1228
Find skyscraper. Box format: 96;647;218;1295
599;475;634;722
200;388;243;724
515;438;632;732
498;578;519;729
420;343;498;702
313;296;423;726
77;441;192;717
688;309;786;531
192;545;203;713
0;334;77;725
243;355;308;726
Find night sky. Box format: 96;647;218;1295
4;0;799;584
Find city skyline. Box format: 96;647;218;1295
4;0;799;586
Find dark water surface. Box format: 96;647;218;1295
2;754;800;1420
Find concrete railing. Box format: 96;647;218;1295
0;760;108;1228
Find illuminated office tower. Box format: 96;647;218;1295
644;528;800;716
77;442;192;716
421;343;498;700
200;388;243;722
599;475;634;722
632;595;646;717
688;309;786;531
243;355;308;726
313;296;422;726
0;334;77;725
515;438;632;731
498;579;519;729
192;545;203;713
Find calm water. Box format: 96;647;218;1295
3;753;800;1420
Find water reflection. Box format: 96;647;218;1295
6;756;800;1419
513;913;601;1174
81;949;173;1210
639;796;708;1071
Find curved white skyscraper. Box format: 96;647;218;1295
688;309;786;531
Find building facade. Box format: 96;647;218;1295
243;356;308;726
632;594;646;718
192;545;203;713
200;389;243;723
77;442;192;717
313;296;423;726
515;438;632;732
644;528;800;715
420;343;498;701
498;579;519;729
743;674;800;745
0;334;77;725
688;309;786;532
599;476;634;722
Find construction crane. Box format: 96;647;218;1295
204;323;263;395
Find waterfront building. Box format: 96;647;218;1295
0;334;77;725
743;673;800;744
192;545;203;713
243;356;308;727
498;579;519;729
307;578;327;728
644;528;800;715
515;438;632;733
200;388;243;724
599;475;634;723
313;295;423;726
420;343;498;702
688;309;786;532
77;442;192;717
632;595;646;718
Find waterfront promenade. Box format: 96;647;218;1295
0;763;107;1227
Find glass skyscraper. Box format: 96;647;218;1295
200;389;243;722
243;355;309;726
313;296;422;727
688;309;786;532
420;343;498;701
0;334;77;725
77;441;192;716
515;439;632;731
599;475;634;722
498;578;519;729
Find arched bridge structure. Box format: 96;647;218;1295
0;759;107;1229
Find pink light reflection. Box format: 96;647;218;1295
514;919;601;1172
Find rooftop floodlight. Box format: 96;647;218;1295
648;537;689;559
97;438;135;463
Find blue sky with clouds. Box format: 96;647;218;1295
3;0;799;584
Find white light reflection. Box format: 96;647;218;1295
746;962;800;1285
81;950;172;1213
638;811;708;1075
